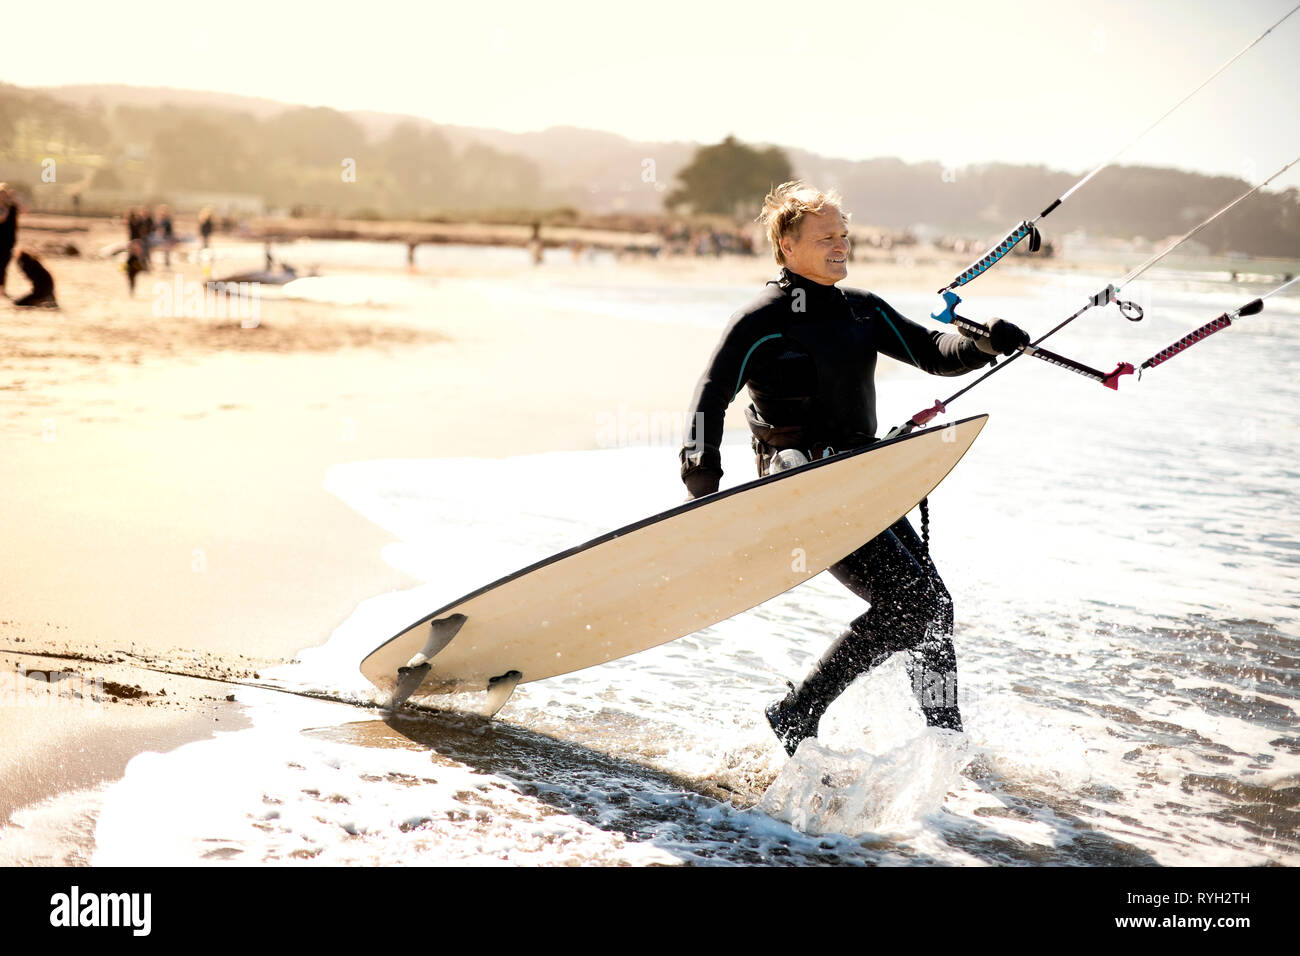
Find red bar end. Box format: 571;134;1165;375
1102;362;1135;390
910;399;947;425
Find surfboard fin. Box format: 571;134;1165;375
483;670;522;718
389;662;432;710
387;613;468;709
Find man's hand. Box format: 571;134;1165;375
975;318;1031;356
683;472;720;501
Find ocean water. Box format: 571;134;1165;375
8;262;1299;866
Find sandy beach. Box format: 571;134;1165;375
1;222;755;826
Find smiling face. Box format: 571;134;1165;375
779;207;850;285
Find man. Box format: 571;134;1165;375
199;207;214;250
157;205;175;267
0;184;17;296
678;181;1028;755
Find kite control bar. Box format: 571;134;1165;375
931;290;1135;389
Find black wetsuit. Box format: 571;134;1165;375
0;203;16;293
13;251;56;307
160;214;174;266
679;267;994;740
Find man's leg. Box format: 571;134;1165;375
887;519;963;731
766;518;949;754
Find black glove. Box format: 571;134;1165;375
975;318;1030;356
683;470;720;501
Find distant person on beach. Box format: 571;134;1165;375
530;221;544;266
123;240;147;296
126;206;151;271
157;205;175;267
199;207;214;250
12;249;57;308
0;184;19;296
679;181;1029;756
140;207;155;265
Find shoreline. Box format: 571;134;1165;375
0;228;1087;859
0;230;735;838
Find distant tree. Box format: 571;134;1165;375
89;166;123;190
666;135;792;219
454;142;543;210
151;117;251;191
263;106;365;166
57;102;110;151
382;121;456;209
0;90;16;150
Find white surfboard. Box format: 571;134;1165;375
361;415;988;711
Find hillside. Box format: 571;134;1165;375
4;83;1296;254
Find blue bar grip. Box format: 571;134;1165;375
941;221;1035;292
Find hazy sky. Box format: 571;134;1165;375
5;0;1298;182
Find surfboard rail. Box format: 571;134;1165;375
361;414;988;703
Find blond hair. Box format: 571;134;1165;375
758;181;848;266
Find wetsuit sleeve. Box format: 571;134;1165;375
864;294;993;376
679;312;775;496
